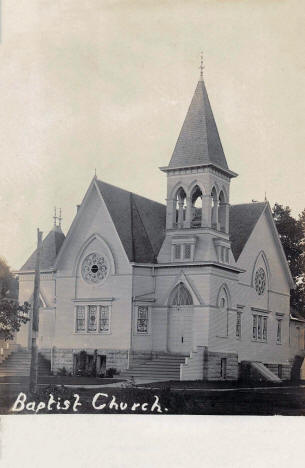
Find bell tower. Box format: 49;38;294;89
158;57;238;264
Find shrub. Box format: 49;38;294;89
57;367;68;376
106;367;117;378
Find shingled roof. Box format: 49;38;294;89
96;180;166;263
229;202;266;261
19;183;266;270
20;227;65;271
97;182;265;264
167;79;229;172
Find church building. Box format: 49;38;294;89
15;69;305;382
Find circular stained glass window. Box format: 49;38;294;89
81;252;108;284
255;267;266;295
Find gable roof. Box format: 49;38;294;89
19;181;290;275
229;203;266;261
165;79;234;176
96;180;166;263
20;227;65;271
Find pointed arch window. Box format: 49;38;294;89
170;283;193;306
190;185;203;228
174;187;187;229
218;190;227;233
211;187;218;229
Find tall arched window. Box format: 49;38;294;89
169;283;193;306
175;187;186;228
218;190;226;232
190;185;202;228
211;187;218;229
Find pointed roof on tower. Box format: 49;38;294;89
161;72;237;178
20;226;65;272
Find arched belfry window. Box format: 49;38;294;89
211;187;218;229
218;190;226;232
190;185;202;228
175;187;186;228
170;283;193;306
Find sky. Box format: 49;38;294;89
1;0;304;270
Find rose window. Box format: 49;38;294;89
254;268;266;295
81;253;108;284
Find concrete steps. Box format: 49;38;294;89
250;362;281;383
120;354;186;383
0;351;51;377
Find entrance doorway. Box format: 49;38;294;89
168;283;193;354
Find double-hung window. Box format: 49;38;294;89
236;311;242;338
276;320;282;344
252;314;267;342
76;306;86;332
135;305;150;334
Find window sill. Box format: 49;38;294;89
251;339;267;343
72;332;111;336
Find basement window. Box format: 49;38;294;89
220;358;227;379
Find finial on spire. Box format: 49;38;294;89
94;168;97;178
53;207;62;229
264;192;267;202
58;208;62;228
199;51;204;81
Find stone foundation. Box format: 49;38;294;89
264;363;292;380
206;351;239;381
51;348;129;375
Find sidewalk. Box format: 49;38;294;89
0;375;124;386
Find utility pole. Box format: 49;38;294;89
29;229;43;394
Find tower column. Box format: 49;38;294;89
166;198;176;229
177;200;184;228
218;202;230;233
212;201;219;230
185;196;192;228
222;203;230;234
201;195;212;228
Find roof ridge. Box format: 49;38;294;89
97;179;165;208
231;202;267;207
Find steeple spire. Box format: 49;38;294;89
161;66;237;178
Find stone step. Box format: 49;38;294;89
120;354;187;382
0;351;51;377
126;370;180;375
123;367;181;373
155;356;186;360
121;369;180;375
